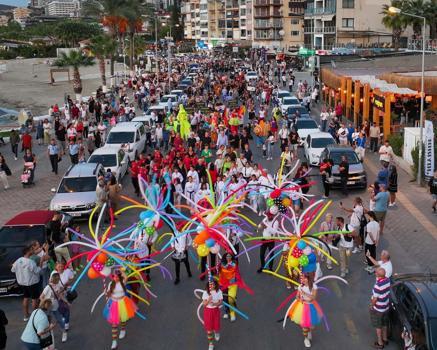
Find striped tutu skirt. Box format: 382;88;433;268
288;300;324;329
103;296;138;325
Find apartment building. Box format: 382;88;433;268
282;0;305;50
182;0;252;45
46;0;81;17
335;0;391;47
304;0;336;50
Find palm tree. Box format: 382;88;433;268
403;0;427;37
122;0;155;70
87;35;117;92
381;0;407;50
82;0;127;75
54;50;95;100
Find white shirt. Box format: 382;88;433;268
11;257;41;286
350;205;364;229
41;282;63;311
320;112;329;121
187;170;199;185
262;218;279;238
299;284;317;302
379;145;393;163
365;220;380;245
379;260;393;278
202;289;223;308
337;127;349;141
171;234;192;253
59;268;74;286
339;224;354;248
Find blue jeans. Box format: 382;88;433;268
52;305;69;328
22;342;41;350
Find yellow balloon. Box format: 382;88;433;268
197;244;210;257
288;256;299;268
282;198;291;207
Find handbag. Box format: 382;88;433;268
60;280;78;303
32;309;53;349
4;165;11;176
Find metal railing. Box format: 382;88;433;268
407;39;437;52
254;0;282;5
304;26;336;34
254;19;283;28
304;6;336;16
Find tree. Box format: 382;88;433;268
87;35;117;92
82;0;127;75
54;50;95;100
381;0;407;50
55;20;102;47
403;0;428;37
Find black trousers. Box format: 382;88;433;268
201;253;217;275
370;137;378;152
340;176;348;195
11;143;18;158
365;243;376;266
49;154;58;174
259;241;275;270
131;177;140;195
322;175;330;197
173;254;192;280
70;153;78;164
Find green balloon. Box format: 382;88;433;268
266;198;274;207
299;255;309;267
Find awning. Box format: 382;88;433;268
350;75;418;95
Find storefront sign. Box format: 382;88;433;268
372;95;385;111
424;120;435;178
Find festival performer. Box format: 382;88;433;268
185;176;198;209
287;273;323;348
218;253;252;322
202;280;223;350
103;269;138;350
171;230;193;285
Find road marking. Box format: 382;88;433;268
345;316;360;341
364;158;437;240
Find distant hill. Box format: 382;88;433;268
0;4;16;11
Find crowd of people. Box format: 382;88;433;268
1;49;428;350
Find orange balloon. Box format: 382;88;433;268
96;253;108;264
87;267;100;279
193;230;209;245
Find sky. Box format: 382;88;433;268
0;0;28;7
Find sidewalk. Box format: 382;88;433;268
311;102;437;271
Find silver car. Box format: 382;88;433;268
49;163;105;217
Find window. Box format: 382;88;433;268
341;18;354;28
291;31;300;36
342;0;354;8
290;18;299;25
240;8;246;15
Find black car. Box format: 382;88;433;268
0;210;72;296
389;274;437;350
320;144;367;188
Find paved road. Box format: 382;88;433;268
0;71;435;350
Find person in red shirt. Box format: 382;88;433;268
173;134;183;149
130;160;140;196
21;131;32;152
208;163;218;184
71;105;80;119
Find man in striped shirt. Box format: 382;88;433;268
370;268;391;349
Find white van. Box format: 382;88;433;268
105;122;146;160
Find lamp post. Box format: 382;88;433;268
389;6;426;184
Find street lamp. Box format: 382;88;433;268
389;6;426;184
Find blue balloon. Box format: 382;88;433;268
308;253;317;264
139;211;149;221
205;238;216;248
302;263;316;273
297;240;307;249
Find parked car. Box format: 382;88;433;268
87;145;129;183
105;122;146;160
137;105;167;125
245;71;258;82
158;94;179;109
280;96;300;114
292;118;320;143
0;210;72;296
320;144;367;188
49;163;105;217
170;89;184;98
286;105;310;120
303;132;336;166
389;273;437;350
276;89;292;100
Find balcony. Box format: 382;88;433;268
304;6;335;16
254;29;282;40
254;18;283;28
304;26;336;34
254;0;282;6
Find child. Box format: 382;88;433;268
202;280;223;350
174;178;183;207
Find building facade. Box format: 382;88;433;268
13;7;32;27
46;0;81;17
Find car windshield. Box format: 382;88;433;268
88;154;117;167
312;138;334;148
247;72;256;76
296;120;318;129
0;225;45;246
278;92;291;99
57;177;97;193
283;97;299;105
330;151;360;165
287;107;307;115
107;132;135;144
